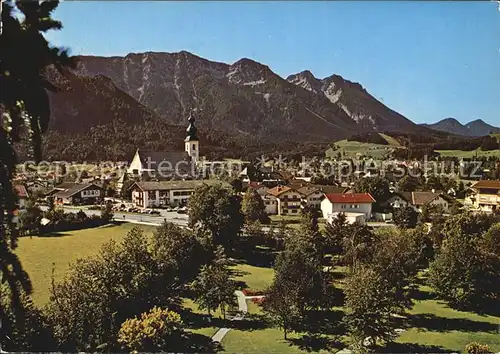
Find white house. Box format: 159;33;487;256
262;194;278;215
297;186;323;209
470;180;500;213
320;193;375;220
48;183;104;205
411;191;451;213
266;186;303;216
130;180;226;208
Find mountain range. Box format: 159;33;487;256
421;118;500;137
42;50;475;160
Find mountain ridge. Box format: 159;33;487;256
40;50;442;160
421;118;500;137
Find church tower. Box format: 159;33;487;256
185;112;199;163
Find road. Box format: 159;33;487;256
40;206;189;227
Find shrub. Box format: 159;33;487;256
465;342;491;354
118;307;183;352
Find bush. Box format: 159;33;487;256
118;307;183;352
465;342;491;354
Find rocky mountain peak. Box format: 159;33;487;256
226;58;272;86
287;70;322;94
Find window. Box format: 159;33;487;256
82;189;100;197
292;209;298;214
192;144;196;150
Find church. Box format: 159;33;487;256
125;112;200;181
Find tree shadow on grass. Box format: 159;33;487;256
410;287;435;301
288;334;344;353
176;307;231;330
171;332;223;353
379;342;456;353
232;313;269;331
296;309;346;336
408;313;498;333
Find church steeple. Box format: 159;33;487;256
185;111;200;163
185;112;199;142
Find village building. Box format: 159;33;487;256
320;193;375;223
48;182;104;205
266;186;303;216
387;191;452;213
129;180;225;208
470;180;500;212
126;113;200;179
296;186;323;209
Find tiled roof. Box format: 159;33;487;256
410;192;442;206
54;183;102;199
296;186;321;196
472;180;500;190
267;186;292;197
324;193;375;204
137;150;190;171
311;185;347;194
131;180;227;191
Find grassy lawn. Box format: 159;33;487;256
181;298;221;338
436;149;500;158
15;222;500;353
325;140;393;159
16;223;156;305
394;284;500;352
231;263;274;291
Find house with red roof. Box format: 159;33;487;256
320;193;375;222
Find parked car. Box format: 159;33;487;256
150;210;161;216
166;207;173;212
172;206;179;212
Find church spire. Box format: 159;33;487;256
185;111;199;142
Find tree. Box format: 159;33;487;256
482;223;500;257
341;222;378;273
100;201;114;222
428;229;500;311
46;227;180;351
368;228;424;312
150;222;206;286
354;176;390;205
188;183;244;250
117;307;183;352
269;237;333;315
1;0;72;336
393;206;418;229
262;276;301;340
241;189;266;223
344;267;399;350
397;175;421;192
18;202;42;235
119;179;135;201
191;247;237;319
323;212;348;257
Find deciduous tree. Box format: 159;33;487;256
188;183;244;250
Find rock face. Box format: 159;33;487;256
286;70;418;131
66;51;422;142
421;118;500;137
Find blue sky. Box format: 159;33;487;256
46;1;500;126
